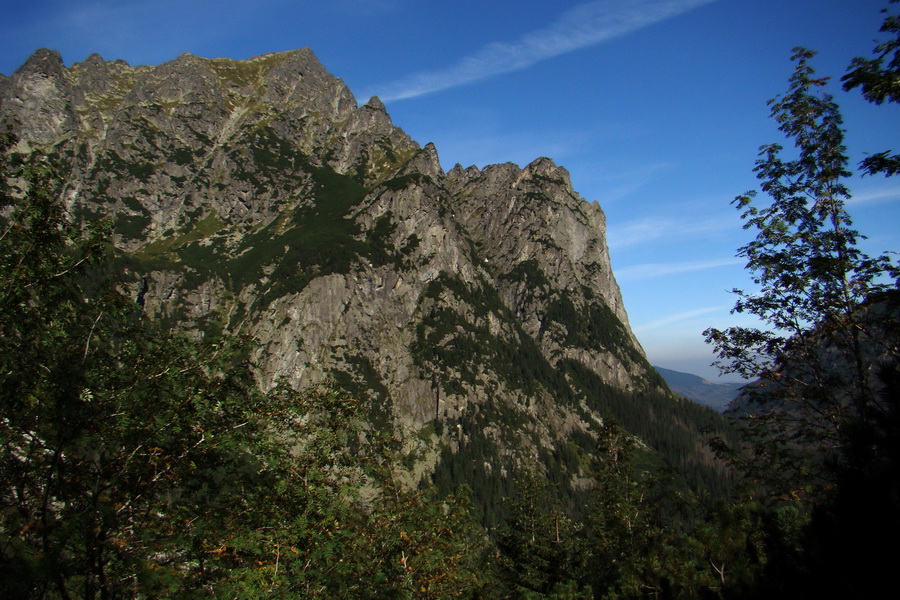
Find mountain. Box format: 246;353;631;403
654;366;743;412
0;48;731;512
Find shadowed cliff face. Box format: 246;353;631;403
2;48;703;491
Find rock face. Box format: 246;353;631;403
2;48;704;495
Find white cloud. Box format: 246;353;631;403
607;213;735;250
367;0;719;101
849;185;900;206
616;257;743;282
586;161;675;204
633;304;730;333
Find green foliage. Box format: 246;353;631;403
412;273;558;397
495;470;590;597
365;211;414;271
562;359;735;500
487;424;744;600
843;1;900;174
543;294;643;364
94;149;155;182
431;401;525;527
705;39;900;599
168;146;196;166
1;138;280;597
380;172;434;192
146;132;426;310
134;137;375;307
704;47;899;501
413;270;735;527
113;211;152;240
0;137;494;599
330;353;394;431
499;258;550;289
186;388;493;600
584;425;666;596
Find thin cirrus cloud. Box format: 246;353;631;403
615;257;744;282
848;185;900;206
633;305;731;333
368;0;719;102
607;213;735;250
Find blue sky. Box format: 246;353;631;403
3;0;898;380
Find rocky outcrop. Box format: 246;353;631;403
1;49;77;144
1;48;673;481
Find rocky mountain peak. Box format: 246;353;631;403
364;95;386;112
521;156;573;190
16;48;66;78
0;48;707;496
447;163;482;180
80;53;106;66
347;95;396;135
1;48;74;144
398;141;443;179
260;48;355;113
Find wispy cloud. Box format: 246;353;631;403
588;161;675;204
367;0;719;101
616;257;743;282
633;305;730;333
607;213;734;250
849;185;900;206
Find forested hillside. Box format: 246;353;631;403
654;366;742;411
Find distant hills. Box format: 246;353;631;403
654;366;744;412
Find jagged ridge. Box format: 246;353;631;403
0;48;729;508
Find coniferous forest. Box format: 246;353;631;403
2;2;900;599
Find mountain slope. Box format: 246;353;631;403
0;48;730;506
654;366;743;412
